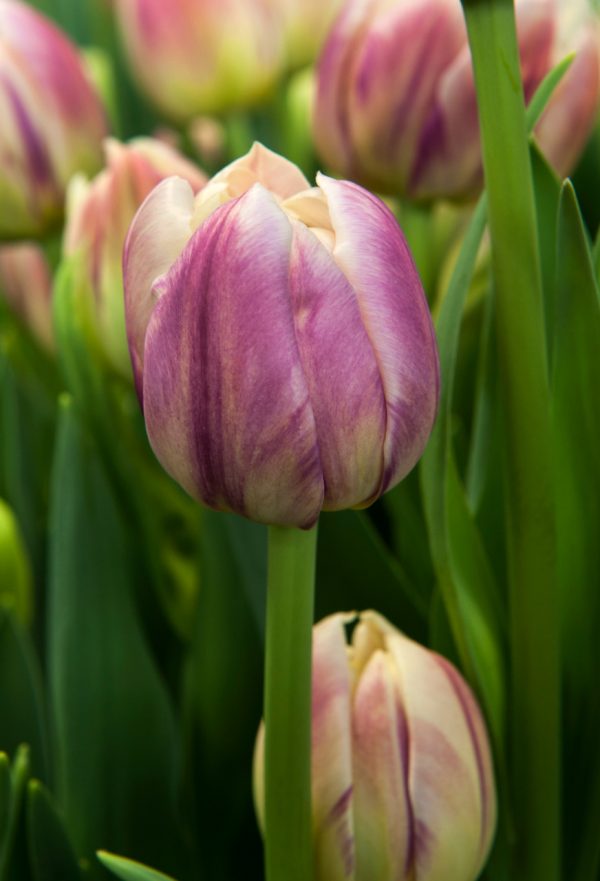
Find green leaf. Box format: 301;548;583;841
27;781;82;881
0;755;10;857
97;852;177;881
0;499;33;628
0;745;31;881
0;610;47;781
553;181;600;881
47;397;189;879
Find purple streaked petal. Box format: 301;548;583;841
288;221;386;509
123;176;195;399
312;614;355;880
317;174;439;497
352;649;412;881
142;183;324;527
384;626;490;881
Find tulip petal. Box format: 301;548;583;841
123;176;195;398
312;614;356;880
210;141;310;200
317;175;439;495
352;648;412;881
288;221;386;509
379;617;493;881
142;183;324;527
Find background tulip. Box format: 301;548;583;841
313;0;600;200
0;0;107;239
123;143;439;528
254;611;497;881
0;243;54;352
112;0;284;120
275;0;345;70
62;137;206;378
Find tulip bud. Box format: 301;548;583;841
112;0;284;120
0;0;107;239
62;137;206;378
0;499;32;627
123;143;439;528
314;0;600;200
276;0;345;70
254;611;497;881
0;243;54;352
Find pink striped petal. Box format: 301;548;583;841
312;614;356;880
379;617;496;881
123;176;196;398
288;221;386;509
352;646;412;881
141;183;324;527
317;174;439;496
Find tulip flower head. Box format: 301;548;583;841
63;137;206;377
254;611;497;881
113;0;284;120
0;243;54;352
0;0;107;239
124;143;439;528
314;0;600;200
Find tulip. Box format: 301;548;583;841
276;0;345;69
63;137;206;378
112;0;284;120
0;0;107;239
123;142;439;528
254;611;497;881
313;0;600;200
0;243;54;352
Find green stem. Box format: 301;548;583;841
461;2;559;880
264;524;318;881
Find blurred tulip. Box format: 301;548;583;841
276;0;345;69
314;0;600;200
254;611;497;881
0;499;32;627
0;0;107;239
0;243;54;352
63;137;206;377
123;142;439;528
112;0;284;120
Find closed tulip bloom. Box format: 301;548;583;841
0;243;54;352
314;0;600;200
124;142;439;528
63;137;206;377
275;0;345;69
113;0;284;120
254;611;497;881
0;0;107;239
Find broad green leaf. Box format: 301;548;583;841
27;781;81;881
0;611;47;781
97;851;177;881
47;398;189;879
553;181;600;881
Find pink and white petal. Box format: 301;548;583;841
142;183;324;527
209;141;310;200
317;175;439;496
383;626;492;881
352;649;413;881
289;221;386;510
312;614;356;880
123;175;195;398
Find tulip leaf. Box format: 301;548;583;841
0;745;31;881
26;781;82;881
0;610;48;781
553;181;600;881
47;397;189;879
0;755;10;858
97;851;178;881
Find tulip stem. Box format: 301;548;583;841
460;2;560;881
264;524;318;881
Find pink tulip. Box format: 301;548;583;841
123;142;439;527
0;242;53;352
314;0;600;200
112;0;284;120
63;137;206;377
0;0;107;238
254;611;497;881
